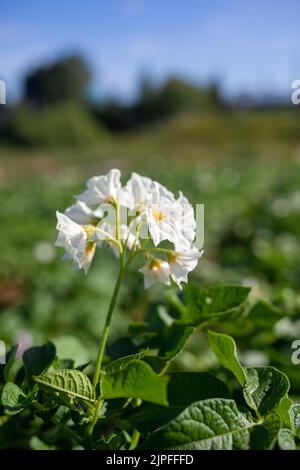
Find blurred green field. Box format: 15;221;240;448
1;110;300;395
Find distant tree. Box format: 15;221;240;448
24;55;91;107
135;76;224;123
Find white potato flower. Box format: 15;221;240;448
55;168;203;282
55;212;97;273
65;201;103;225
119;172;152;216
146;181;182;246
120;173;180;246
176;192;197;249
76;168;121;205
139;259;171;289
168;247;203;288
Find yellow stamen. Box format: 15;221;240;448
83;225;96;239
167;252;177;264
149;259;161;270
152;210;164;222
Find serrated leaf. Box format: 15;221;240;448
128;372;230;435
243;366;290;417
34;369;95;402
23;342;56;376
208;330;247;386
278;428;296;450
101;360;169;406
159;322;195;360
141;398;255;450
1;382;28;415
182;284;250;325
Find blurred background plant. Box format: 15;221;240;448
1;1;300;404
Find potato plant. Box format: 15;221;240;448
0;170;299;450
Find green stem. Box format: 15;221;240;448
86;202;141;443
92;261;124;390
116;200;121;247
86;262;124;442
86;399;102;440
92;200;124;390
140;247;174;254
130;429;140;450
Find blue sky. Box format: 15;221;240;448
1;0;299;102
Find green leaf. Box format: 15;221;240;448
243;367;290;417
101;360;169;406
208;330;247;386
142;356;169;375
182;284;250;325
104;353;144;375
167;372;230;406
249;425;269;450
141;398;255;450
262;412;282;449
29;436;56;450
289;404;300;437
159;322;195;360
128;321;149;335
128;372;230;435
0;415;9;426
0;346;18;383
278;428;296;450
34;369;95;402
1;382;28;415
53;336;91;368
276;396;293;428
246;300;284;329
23;342;56;376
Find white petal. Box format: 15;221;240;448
139;260;170;289
76;169;121;205
169;248;203;287
176;192;197;247
65;202;103;225
120;172;152;211
55;211;96;273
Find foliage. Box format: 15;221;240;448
0;111;300;451
0;283;299;450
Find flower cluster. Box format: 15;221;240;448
55;169;203;288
